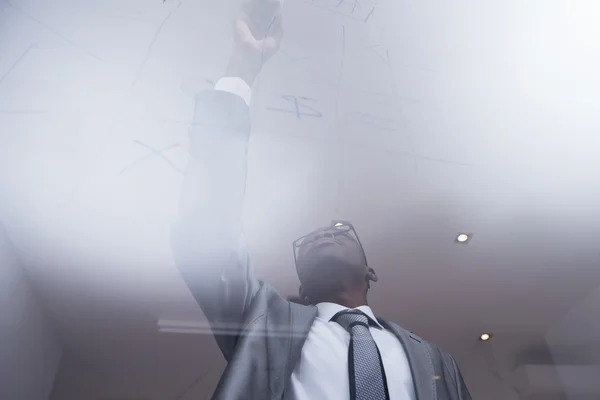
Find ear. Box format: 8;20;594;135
366;267;378;283
298;285;310;304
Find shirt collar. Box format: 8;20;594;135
316;302;384;329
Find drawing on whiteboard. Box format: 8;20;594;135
279;50;309;65
131;1;182;89
336;0;376;21
0;43;37;86
0;109;48;115
349;111;395;131
363;6;375;22
267;95;323;119
120;140;183;175
334;25;346;129
303;0;376;22
336;0;359;12
364;43;389;63
4;2;102;61
359;37;420;172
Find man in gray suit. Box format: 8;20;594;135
171;1;471;399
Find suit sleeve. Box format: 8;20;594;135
171;89;259;360
451;355;471;400
442;351;472;400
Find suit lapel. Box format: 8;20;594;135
278;303;317;396
263;293;317;398
379;319;436;400
288;303;318;368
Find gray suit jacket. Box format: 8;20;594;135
171;90;472;400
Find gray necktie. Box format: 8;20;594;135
332;310;390;400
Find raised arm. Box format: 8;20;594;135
170;0;283;360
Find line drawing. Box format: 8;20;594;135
333;24;346;216
299;0;362;21
336;0;359;13
0;43;36;86
258;129;472;168
334;25;346;126
0;109;48;115
349;112;396;131
275;51;339;93
306;0;374;21
364;6;375;22
353;111;393;123
120;140;183;175
381;144;472;167
267;96;322;118
364;43;388;62
131;1;182;89
373;33;420;175
279;50;309;65
353;88;420;105
370;42;438;73
267;95;322;119
4;1;102;61
338;32;422;174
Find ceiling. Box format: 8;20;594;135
1;0;600;399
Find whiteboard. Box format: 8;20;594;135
1;0;600;272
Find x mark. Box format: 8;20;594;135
120;140;183;175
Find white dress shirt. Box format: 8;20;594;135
288;302;415;400
212;79;415;400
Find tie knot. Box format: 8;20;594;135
331;309;372;332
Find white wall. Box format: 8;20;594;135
0;223;62;400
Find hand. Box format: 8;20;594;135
225;0;284;86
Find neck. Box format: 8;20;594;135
311;288;368;309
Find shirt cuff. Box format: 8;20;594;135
214;77;251;107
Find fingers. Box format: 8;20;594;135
233;14;255;45
240;0;283;37
234;13;283;48
271;13;284;40
226;0;283;85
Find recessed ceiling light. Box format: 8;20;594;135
456;233;469;243
335;222;344;227
479;333;491;341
